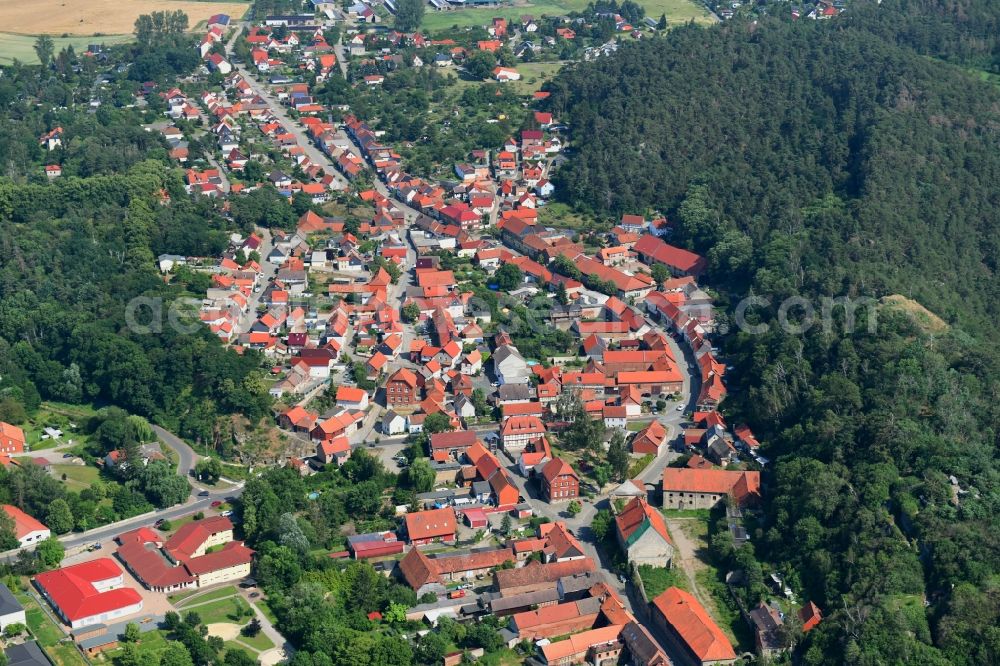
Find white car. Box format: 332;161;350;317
676;404;684;411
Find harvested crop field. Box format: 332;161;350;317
0;0;249;36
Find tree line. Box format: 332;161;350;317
544;12;1000;666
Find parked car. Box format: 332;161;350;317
198;490;210;497
448;590;466;599
211;500;223;508
676;404;684;411
220;510;233;517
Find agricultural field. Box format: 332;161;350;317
0;33;132;65
421;0;714;32
0;1;249;36
0;0;249;64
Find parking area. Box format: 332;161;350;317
371;438;410;471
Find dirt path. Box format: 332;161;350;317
664;517;715;613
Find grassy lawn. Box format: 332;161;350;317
46;641;89;666
421;0;713;32
236;630;275;652
174;585;240;608
537;201;611;233
102;630;171;664
24;606;66;646
626;420;653;432
187;597;251;625
638;564;690;598
159;513;198;536
509;61;566;95
224;641;259;657
51;464;101;492
253;600;279;625
696;567;752;649
0;33;131;65
662;508;712;520
628;453;655;477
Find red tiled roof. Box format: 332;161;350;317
398;547;438;590
404;507;457;542
1;504;47;539
501;415;546;436
183;541;254;575
116;541;194;588
493;557;595;591
615;497;671;545
164;517;233;561
541;457;578;483
34;559;143;622
387;367;418;387
429;430;478;451
336;386;368;403
652;587;736;662
539;624;624;662
116;527;161;545
616;370;683;385
512;598;597;632
634;234;707;275
662;469;760;505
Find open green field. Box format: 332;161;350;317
51;464;101;491
24;604;66;647
174;585;241;607
662;507;712;520
509;60;566;94
234;629;275;652
186;596;250;625
0;33;132;65
46;642;89;666
421;0;714;32
537;201;610;232
637;564;689;598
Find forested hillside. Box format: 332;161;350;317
0;159;271;451
546;12;999;666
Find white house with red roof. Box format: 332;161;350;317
34;559;144;629
1;505;50;547
336;385;370;410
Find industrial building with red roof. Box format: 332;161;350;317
34;559;144;629
115;517;253;593
651;587;737;665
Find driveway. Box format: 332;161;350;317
237;227;278;334
663;516;717;621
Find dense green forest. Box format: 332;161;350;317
0;46;271;452
546;10;999;666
